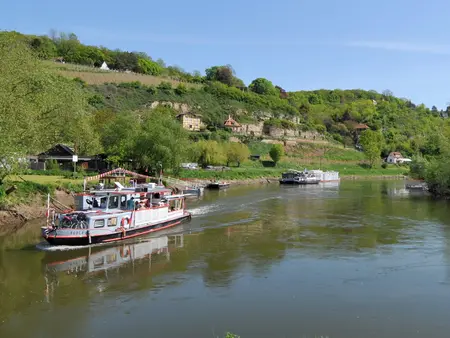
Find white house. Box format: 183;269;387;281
100;62;109;70
386;152;411;164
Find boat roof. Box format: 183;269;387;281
79;186;171;196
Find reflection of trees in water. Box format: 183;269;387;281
4;181;450;323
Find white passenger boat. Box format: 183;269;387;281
280;169;340;184
41;168;191;246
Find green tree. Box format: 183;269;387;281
205;65;244;87
137;58;163;75
269;144;284;165
359;130;384;168
132;108;188;173
0;33;100;183
225;143;250;167
101;112;140;164
193;140;225;167
29;36;57;59
249;78;277;95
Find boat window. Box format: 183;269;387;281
120;195;127;209
107;218;117;227
108;195;119;209
94;219;105;228
99;197;107;209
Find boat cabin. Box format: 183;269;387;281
55;184;183;231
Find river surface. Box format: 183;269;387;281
1;181;450;338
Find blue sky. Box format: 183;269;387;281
2;0;450;108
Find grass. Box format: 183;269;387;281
44;61;200;88
8;175;83;184
177;162;407;180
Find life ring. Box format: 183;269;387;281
121;217;130;227
120;246;130;258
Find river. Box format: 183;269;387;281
1;181;450;338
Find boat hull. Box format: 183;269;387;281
43;212;191;246
279;180;320;185
206;184;229;190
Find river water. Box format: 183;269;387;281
1;181;450;338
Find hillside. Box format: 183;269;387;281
3;29;450;181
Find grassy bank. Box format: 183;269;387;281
177;163;408;180
1;176;84;208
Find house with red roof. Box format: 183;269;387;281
224;115;243;133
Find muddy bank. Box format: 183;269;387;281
0;191;74;235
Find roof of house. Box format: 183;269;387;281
354;123;369;129
38;144;75;156
224;115;241;127
389;152;403;157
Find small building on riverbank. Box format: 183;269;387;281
29;144;108;171
386;151;411;164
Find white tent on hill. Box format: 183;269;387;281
100;61;109;70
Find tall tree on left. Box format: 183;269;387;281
0;32;101;184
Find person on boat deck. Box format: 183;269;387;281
100;198;107;208
127;197;135;210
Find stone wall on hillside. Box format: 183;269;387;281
240;122;264;136
147;101;194;113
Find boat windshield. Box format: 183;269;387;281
91;196;108;209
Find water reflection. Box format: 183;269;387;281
3;181;450;338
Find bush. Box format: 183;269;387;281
381;162;388;169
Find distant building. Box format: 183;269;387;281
29;144;107;171
224;115;242;133
176;112;202;131
100;61;109;70
386;151;411;164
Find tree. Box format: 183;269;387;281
269;144;284;165
29;36;57;59
0;33;101;182
101;112;140;165
131;108;188;174
249;78;277;95
137;58;163;75
359;130;384;168
192;140;225;167
225;143;250;167
205;65;243;87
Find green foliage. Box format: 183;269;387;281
225;143;250;167
249;78;277;95
0;33;100;183
132;108;189;173
264;118;296;130
100;112;139;164
269;144;285;165
205;65;244;87
157;81;173;93
191;140;226;167
174;83;188;95
409;154;428;179
45;160;60;171
137;58;163;76
359;130;384;168
423;155;450;196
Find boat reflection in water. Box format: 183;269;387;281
42;227;185;301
